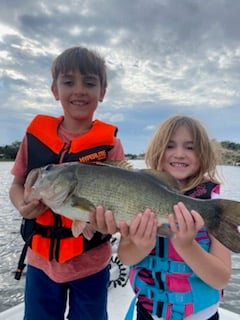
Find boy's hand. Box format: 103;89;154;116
89;205;118;235
19;199;48;219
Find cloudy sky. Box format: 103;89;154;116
1;0;239;154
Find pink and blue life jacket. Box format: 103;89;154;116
125;181;221;320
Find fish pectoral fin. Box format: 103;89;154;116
72;220;86;237
82;224;96;240
72;220;96;239
70;195;96;211
157;224;174;238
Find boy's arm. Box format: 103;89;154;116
107;137;125;160
9;176;47;219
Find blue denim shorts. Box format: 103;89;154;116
24;264;110;320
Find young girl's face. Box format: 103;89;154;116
162;125;200;187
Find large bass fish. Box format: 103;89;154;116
24;161;240;253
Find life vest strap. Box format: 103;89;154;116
15;242;28;280
15;222;111;280
132;275;193;306
136;256;192;273
15;229;36;280
34;223;111;250
34;224;73;239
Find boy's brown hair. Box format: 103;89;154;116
51;46;107;89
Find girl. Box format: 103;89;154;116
118;115;231;320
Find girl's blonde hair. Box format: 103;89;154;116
145;115;221;192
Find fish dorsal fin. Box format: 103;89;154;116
104;160;133;169
88;160;133;170
141;169;180;192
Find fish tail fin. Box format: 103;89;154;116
211;198;240;253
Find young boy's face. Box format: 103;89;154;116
51;70;106;123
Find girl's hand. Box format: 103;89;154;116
120;208;158;254
169;202;204;250
89;205;118;235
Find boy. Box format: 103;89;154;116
9;46;125;320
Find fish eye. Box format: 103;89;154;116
44;164;53;171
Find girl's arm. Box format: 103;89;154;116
169;202;231;289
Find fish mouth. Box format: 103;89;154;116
24;168;42;203
25;168;41;189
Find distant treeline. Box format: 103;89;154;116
127;140;240;163
0;140;240;163
220;141;240;165
0;141;21;160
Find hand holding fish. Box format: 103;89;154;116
127;209;158;251
20;199;48;220
169;202;204;251
118;209;158;265
89;205;119;235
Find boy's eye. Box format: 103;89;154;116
84;76;98;87
63;80;73;85
60;76;74;85
85;80;96;87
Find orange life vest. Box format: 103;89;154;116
25;114;117;263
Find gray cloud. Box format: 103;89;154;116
0;0;239;153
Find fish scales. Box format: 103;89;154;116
74;164;185;220
73;164;218;226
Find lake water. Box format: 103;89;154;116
0;161;240;314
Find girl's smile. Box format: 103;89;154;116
162;125;200;187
